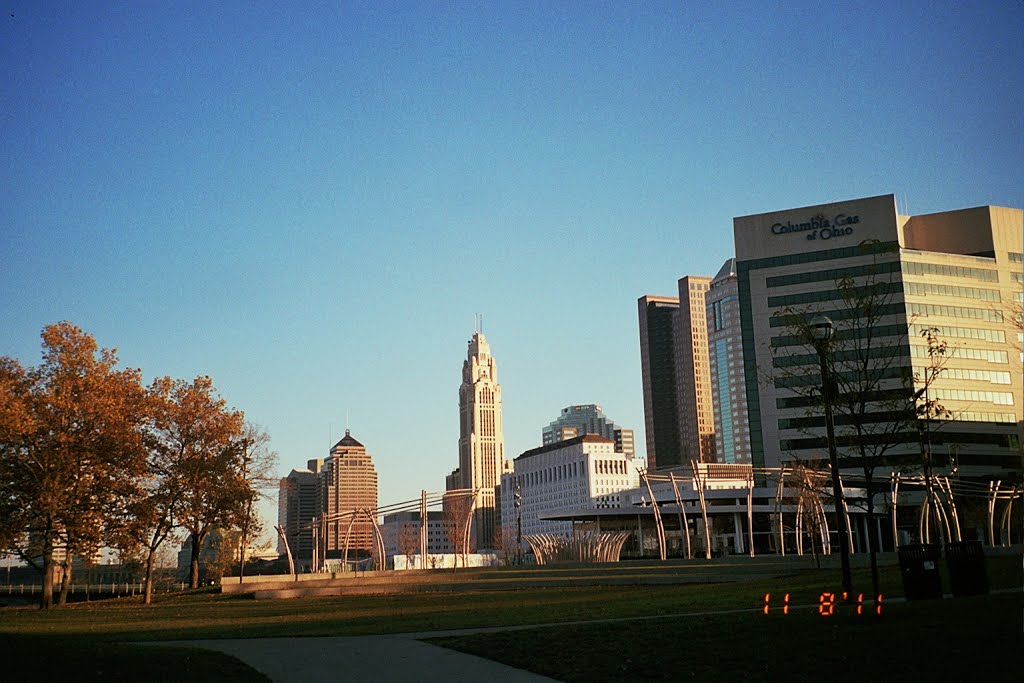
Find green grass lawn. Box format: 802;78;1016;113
1;554;1019;681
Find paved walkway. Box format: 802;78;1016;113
152;588;1021;682
158;604;837;681
165;633;557;682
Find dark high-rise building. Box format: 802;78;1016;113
639;273;718;470
277;460;321;562
638;295;681;468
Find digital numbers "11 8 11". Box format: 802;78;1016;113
762;592;883;616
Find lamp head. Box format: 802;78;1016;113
810;315;834;343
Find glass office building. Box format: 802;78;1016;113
707;258;751;464
542;404;635;457
734;194;1023;478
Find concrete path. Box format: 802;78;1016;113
160;606;786;682
166;634;557;682
151;588;1021;682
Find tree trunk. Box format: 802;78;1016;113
864;469;880;602
40;546;54;610
58;555;72;606
144;548;156;604
189;533;202;589
238;529;247;584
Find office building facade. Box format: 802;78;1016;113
674;275;717;464
706;259;752;464
381;510;452;560
735;194;1023;477
499;434;639;540
542;404;635;458
638;295;681;468
277;461;321;560
638;277;717;469
319;430;379;556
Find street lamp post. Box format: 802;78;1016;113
514;480;523;566
811;315;854;600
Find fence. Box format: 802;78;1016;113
2;581;190;597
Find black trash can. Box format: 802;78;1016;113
945;540;989;597
897;543;943;600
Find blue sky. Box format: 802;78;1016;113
3;2;1022;542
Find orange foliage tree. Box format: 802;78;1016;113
154;376;247;589
0;323;148;609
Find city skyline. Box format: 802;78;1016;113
2;4;1022;538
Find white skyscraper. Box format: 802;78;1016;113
451;324;508;549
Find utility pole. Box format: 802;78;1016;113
514;480;523;565
420;489;428;569
812;315;853;601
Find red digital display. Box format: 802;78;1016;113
762;592;883;616
763;592;790;615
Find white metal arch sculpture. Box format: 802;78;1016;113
525;531;631;565
668;472;692;559
342;507;386;570
640;470;667;561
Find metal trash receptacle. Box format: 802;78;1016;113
945;540;989;597
897;543;943;600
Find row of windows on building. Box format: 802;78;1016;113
908;302;1004;323
908;324;1006;344
902;260;1000;282
909;344;1008;364
905;281;1002;302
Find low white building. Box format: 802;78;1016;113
381;510;453;559
499;433;639;540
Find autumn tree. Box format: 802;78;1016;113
109;375;191;603
114;461;181;604
151;376;246;589
0;323;148;609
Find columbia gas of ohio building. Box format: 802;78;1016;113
734;194;1023;478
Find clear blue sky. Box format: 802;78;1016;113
3;2;1022;543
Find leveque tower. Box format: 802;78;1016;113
448;324;508;549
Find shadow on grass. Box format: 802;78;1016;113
0;634;271;683
431;592;1023;682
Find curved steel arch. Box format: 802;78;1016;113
342;507;386;570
